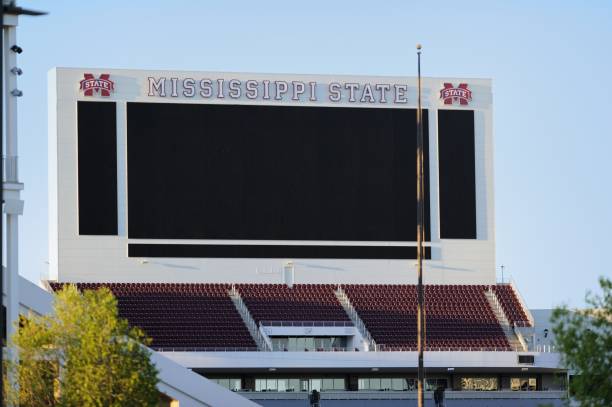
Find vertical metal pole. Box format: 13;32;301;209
0;4;4;406
4;21;20;406
416;44;425;407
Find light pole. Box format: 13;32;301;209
415;43;426;407
1;2;46;405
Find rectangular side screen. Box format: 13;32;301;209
77;101;118;235
438;109;476;239
127;103;429;242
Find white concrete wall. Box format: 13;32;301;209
162;350;561;371
49;68;495;285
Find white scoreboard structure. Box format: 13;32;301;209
48;68;495;284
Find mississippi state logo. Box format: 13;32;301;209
440;83;472;105
80;73;114;96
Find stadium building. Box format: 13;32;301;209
34;68;567;406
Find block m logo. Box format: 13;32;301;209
440;83;472;105
80;73;114;97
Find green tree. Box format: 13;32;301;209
551;277;612;407
4;285;160;406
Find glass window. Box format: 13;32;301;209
359;378;368;390
297;337;306;351
278;379;287;392
266;379;277;391
426;378;447;391
334;378;345;390
230;378;241;391
310;379;321;392
255;379;263;392
288;379;300;392
370;378;381;390
460;377;498;391
288;337;297;351
381;378;392;390
300;379;309;392
529;378;537;391
511;377;537;391
392;378;405;391
322;378;333;391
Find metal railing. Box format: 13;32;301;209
229;285;272;351
260;321;353;327
2;155;18;182
153;346;258;352
486;287;527;351
335;286;378;351
509;279;535;327
533;344;557;352
374;345;523;352
270;345;357;352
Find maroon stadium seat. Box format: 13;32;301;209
342;284;512;351
49;282;257;350
492;284;532;327
235;284;350;325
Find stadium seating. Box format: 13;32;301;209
492;284;532;326
342;284;511;351
50;282;257;350
236;284;350;324
48;282;531;352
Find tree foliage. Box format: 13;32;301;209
551;277;612;407
4;285;160;406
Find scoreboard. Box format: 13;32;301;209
49;69;494;284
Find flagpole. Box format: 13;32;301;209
416;43;425;407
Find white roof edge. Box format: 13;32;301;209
49;66;492;83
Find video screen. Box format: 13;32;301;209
126;103;430;241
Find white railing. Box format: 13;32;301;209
335;286;378;351
375;345;521;352
2;155;18;182
260;321;353;327
486;288;527;351
269;346;358;352
513;325;529;351
229;285;272;351
533;344;557;352
509;278;535;327
154;346;258;352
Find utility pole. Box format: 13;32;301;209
415;43;426;407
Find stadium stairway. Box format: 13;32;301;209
335;285;377;351
484;288;526;351
229;285;272;351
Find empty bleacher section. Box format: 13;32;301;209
48;283;532;352
236;284;351;325
50;283;257;350
342;284;511;351
493;284;533;327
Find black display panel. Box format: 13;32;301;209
77;101;118;235
438;109;476;239
127;103;429;241
128;244;431;259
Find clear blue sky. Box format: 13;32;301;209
15;0;612;308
